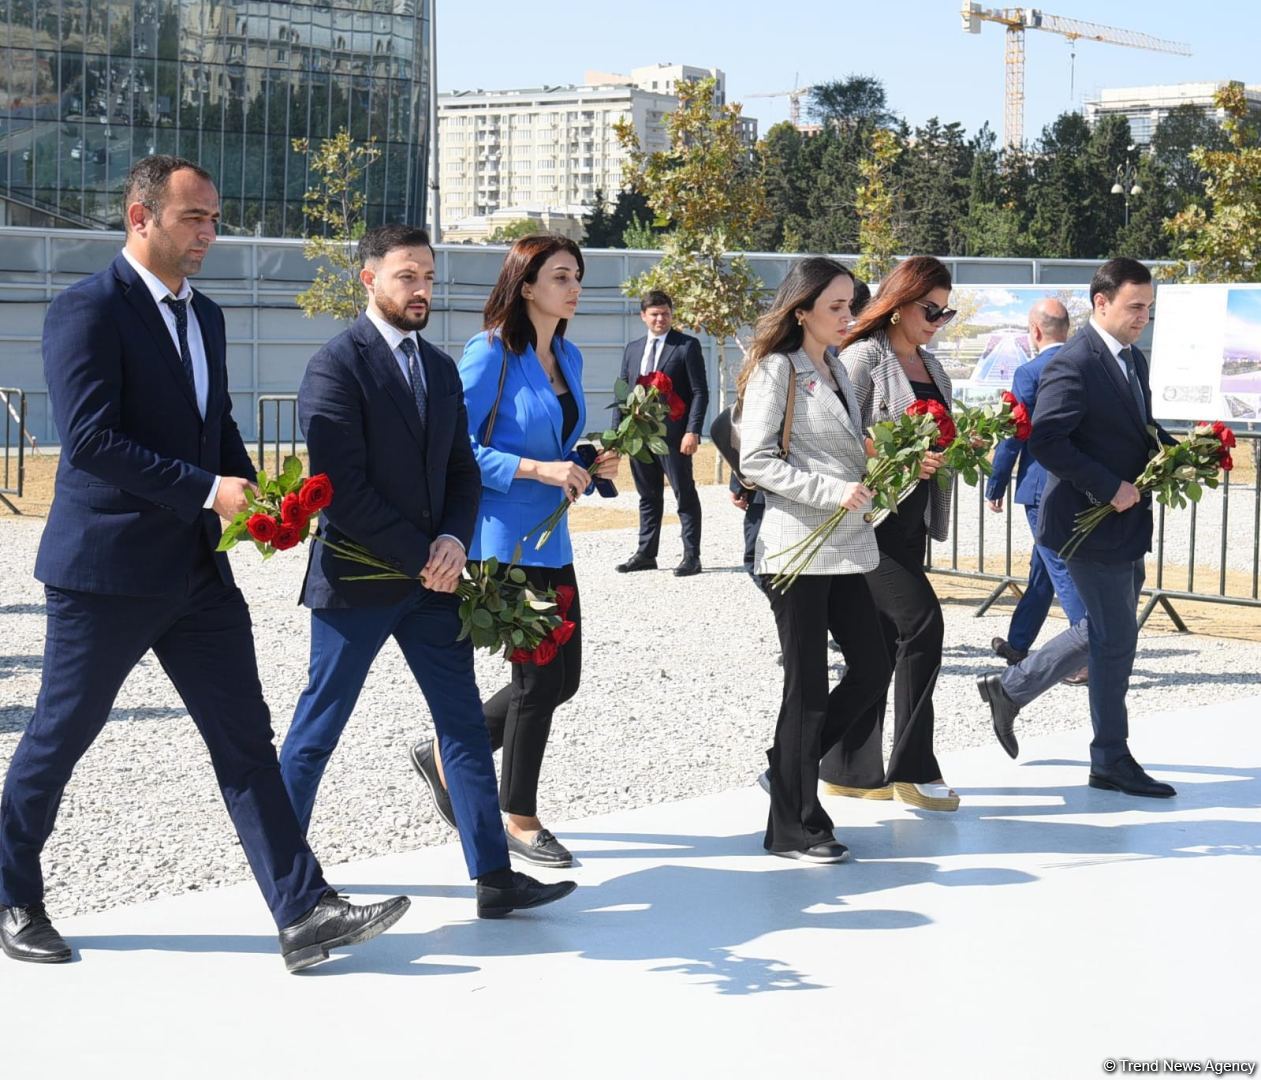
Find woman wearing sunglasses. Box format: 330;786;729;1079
818;256;961;812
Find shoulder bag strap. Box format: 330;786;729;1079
778;369;796;459
480;339;510;445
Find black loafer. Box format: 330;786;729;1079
0;903;72;964
616;553;657;573
991;636;1027;666
507;828;573;867
279;890;410;973
1061;667;1089;686
409;739;457;830
977;672;1020;759
1088;755;1176;798
476;871;577;919
768;840;849;864
674;555;702;577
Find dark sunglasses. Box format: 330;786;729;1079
915;300;957;325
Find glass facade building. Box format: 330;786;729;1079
0;0;431;235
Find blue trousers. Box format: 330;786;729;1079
279;590;508;880
1065;557;1146;770
1006;503;1086;652
0;556;328;928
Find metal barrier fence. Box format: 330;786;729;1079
927;429;1261;631
1;387;26;513
253;403;1261;633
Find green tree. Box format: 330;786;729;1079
485;218;536;244
854;128;902;281
897;118;973;256
753;121;811;252
292;129;381;321
1166;82;1261;282
807;76;896;130
615;76;767;475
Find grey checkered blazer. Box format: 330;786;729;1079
739;350;879;577
839;331;954;543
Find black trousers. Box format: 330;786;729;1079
482;563;581;816
742;492;770;596
821;495;944;787
762;572;892;852
631;430;702;559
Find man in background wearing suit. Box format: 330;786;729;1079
984;299;1087;681
988;259;1177;797
278;224;575;919
614;291;709;577
0;156;408;972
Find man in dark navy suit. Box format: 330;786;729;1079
0;156;408;971
278;224;575;919
1013;258;1178;797
984;298;1087;674
614;291;709;577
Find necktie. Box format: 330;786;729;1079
1119;347;1146;420
400;336;427;427
642;337;660;376
162;295;196;396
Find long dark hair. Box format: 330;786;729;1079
840;256;952;351
482;235;585;355
736;257;854;398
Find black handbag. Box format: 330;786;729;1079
710;372;796;491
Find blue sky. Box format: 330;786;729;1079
437;0;1255;143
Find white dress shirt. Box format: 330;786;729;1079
120;248;221;509
639;334;666;376
1089;318;1133;381
362;308;463;553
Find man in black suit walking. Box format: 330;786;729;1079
1024;257;1178;798
614;291;709;577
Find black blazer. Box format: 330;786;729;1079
297;314;481;608
35;254;252;597
1029;324;1175;562
617;328;709;438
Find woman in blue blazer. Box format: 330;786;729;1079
424;235;616;868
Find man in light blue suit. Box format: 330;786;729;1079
984;298;1086;669
279;224;575;917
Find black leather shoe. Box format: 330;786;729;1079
1088;755;1176;798
673;555;702;577
507;828;573;868
616;553;657;573
279;890;410;973
978;672;1020;759
768;840;849;864
991;636;1027;665
1061;666;1089;686
476;870;577;919
409;739;457;830
0;904;71;963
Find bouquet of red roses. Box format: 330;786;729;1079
937;390;1032;489
525;371;678;549
458;557;572;665
1058;421;1236;560
768;406;942;590
216;455;333;556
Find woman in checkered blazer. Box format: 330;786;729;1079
819;256;960;812
738;258;895;865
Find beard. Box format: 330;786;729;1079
374;289;430;332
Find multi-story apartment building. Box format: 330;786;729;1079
437;63;756;241
1084;82;1261;146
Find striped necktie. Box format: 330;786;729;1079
399;337;427;427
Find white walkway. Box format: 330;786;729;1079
4;697;1259;1080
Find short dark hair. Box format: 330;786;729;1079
358;223;434;266
640;290;673;312
1090;257;1152;306
850;278;872;318
121;155;212;232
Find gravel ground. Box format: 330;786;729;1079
2;488;1260;920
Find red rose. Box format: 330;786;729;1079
1220;427;1237;450
280;492;306;527
668;393;686;422
555;585;576;616
272;523;301;551
1001;390;1018;408
246;513;279;543
1012;403;1032;441
299;473;333;514
637;371;674;396
905;401;930;417
508;647;532;664
1220;452;1234;472
550;619;577;647
531;637;559;666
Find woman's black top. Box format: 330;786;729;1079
558;389;579;445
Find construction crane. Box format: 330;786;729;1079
961;3;1192;149
746;81;818;129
